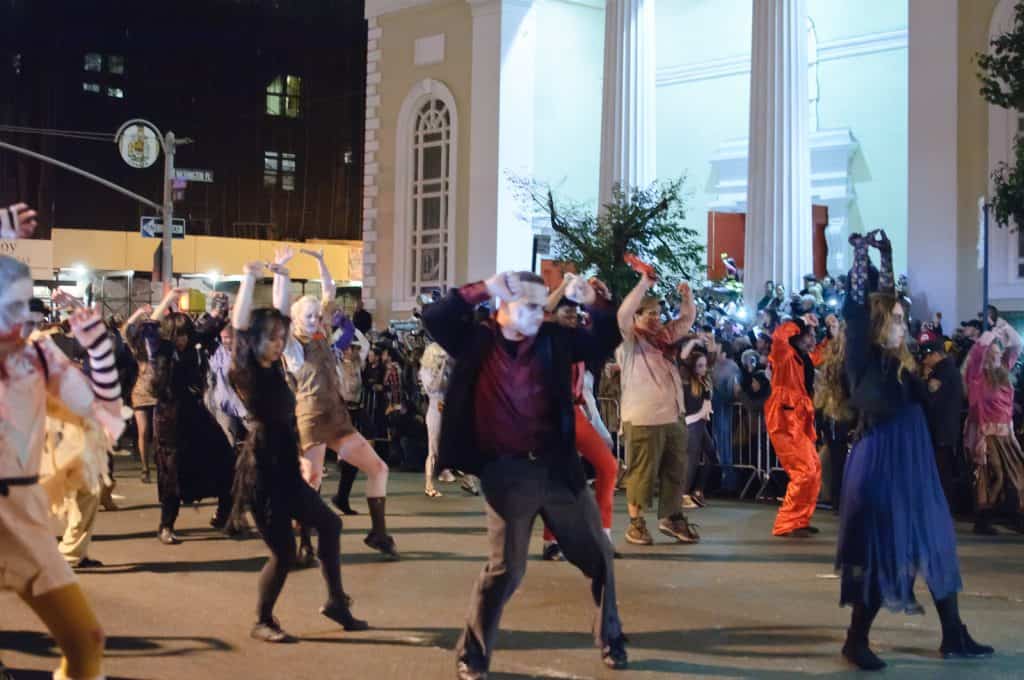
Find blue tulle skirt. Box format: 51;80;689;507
835;403;962;612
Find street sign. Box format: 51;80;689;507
115;120;161;169
140;216;185;239
174;168;213;183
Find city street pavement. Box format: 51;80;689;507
3;455;1024;679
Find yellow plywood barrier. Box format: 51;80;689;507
49;229;361;282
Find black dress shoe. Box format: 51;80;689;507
602;635;629;670
364;531;399;560
74;556;104;569
941;624;994;659
776;528;813;538
803;525;821;534
456;659;487;680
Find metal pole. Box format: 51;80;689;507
162;132;175;292
983;202;990;331
0;139;161;211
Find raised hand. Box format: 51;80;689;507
68;307;105;346
274;246;296;267
485;271;523;301
10;203;38;239
243;261;265;278
300;248;325;262
51;289;83;311
866;228;891;252
564;274;596;306
802;313;820;328
588;277;612;302
678;281;693;306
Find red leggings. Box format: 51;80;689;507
544;408;618;541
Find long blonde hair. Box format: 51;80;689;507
815;322;852;422
869;293;917;379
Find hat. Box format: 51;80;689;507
917;328;943;354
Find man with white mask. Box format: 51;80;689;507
422;270;628;679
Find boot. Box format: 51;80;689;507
331;459;360;515
99;479;119;511
842;602;885;671
935;593;994;659
364;497;399;560
973;510;998;536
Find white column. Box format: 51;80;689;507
743;0;813;311
907;0;960;323
466;0;536;281
598;0;657;208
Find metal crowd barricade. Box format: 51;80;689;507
725;401;775;500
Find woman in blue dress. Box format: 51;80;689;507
825;229;992;671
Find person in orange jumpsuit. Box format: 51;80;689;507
766;314;826;537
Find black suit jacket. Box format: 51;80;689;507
421;285;620;494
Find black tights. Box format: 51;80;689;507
254;483;345;623
849;588;962;643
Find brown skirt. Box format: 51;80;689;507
976;434;1024;512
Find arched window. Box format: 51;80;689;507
393;79;458;309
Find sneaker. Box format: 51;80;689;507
541;542;564;561
601;634;629;670
460;478;480;496
251;618;296;643
320;599;370;631
364;531;400;560
681;494;699;509
658;513;700;544
624;517;653;546
940;624;994;659
158;527;181;545
842;637;886;671
439;469;457;483
456;659;487;680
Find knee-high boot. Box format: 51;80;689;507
330;456;360;516
364;497;399;559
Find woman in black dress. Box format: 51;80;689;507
230;260;367;642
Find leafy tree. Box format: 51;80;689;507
511;176;705;302
978;0;1024;228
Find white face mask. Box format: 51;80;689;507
296;300;320;337
0;277;32;340
506;300;544;337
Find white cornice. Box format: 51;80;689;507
555;0;604;9
365;0;435;19
657;28;907;88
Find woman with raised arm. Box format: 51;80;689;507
827;229;992;671
230;259;366;643
280;248;397;560
141;287;234;545
122;303;156;483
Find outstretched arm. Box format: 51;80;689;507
270;247;294;316
302;248;336;303
151;287;185;321
617;274;656;336
665;282;697;344
232;262;264;331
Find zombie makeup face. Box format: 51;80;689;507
294;298;320;338
498;281;548;339
884;302;906;350
0;276;32;341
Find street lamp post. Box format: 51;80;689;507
162;130;176;291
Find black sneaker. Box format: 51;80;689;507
364;531;400;560
320;599;370;631
73;556;104;569
601;635;629;670
842;637;886;671
803;525;821;534
251;618;296;643
624;517;653;546
658;513;700;544
542;542;564;561
940;624;994;659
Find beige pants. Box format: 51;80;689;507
59;488;101;566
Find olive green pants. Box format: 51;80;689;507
624;420;688;520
